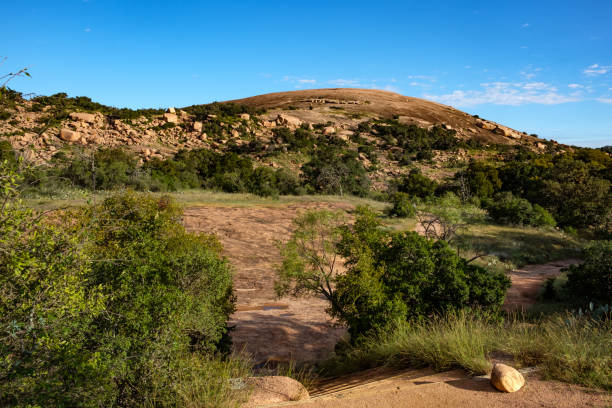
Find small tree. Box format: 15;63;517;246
275;210;346;313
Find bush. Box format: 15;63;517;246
563;241;612;306
388;192;416;218
277;206;511;343
333;208;510;340
485;192;556;227
0;163;108;407
60;148;141;190
397;169;438;199
0;174;243;406
301;146;370;196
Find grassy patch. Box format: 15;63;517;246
319;312;612;391
457;225;581;266
23;189;388;211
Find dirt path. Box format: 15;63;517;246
503;259;581;311
267;367;611;408
183;203;351;364
184;203;582;364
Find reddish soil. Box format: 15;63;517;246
277;367;611;408
503;259;581;311
184;204;582;364
183;203;351;364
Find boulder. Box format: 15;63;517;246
193;121;203;132
239;113;251;120
243;376;309;407
59;128;81;142
491;363;525;393
69;112;97;123
163;113;178;124
476;120;497;131
276;114;303;128
167;107;176;114
322;126;336;135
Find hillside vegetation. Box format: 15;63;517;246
1;87;611;406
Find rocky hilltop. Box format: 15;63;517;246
1;88;559;192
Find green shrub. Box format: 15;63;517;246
563;241;612;306
301;146;370;196
462;161;502;199
79;192;237;405
0;167;244;406
277;207;510;343
388;192;416;218
60;148;141;190
333;208;510;340
397;169;438;199
485;192;556;227
0;163;108;407
0;110;11;120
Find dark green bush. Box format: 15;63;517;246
333;207;511;341
563;241;612;306
484;192;556;227
388;192;416;218
397;169;438;198
301;146;370;196
372;120;459;153
61;148;141;190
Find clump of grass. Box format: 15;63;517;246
320;312;612;390
505;315;612;390
170;354;252;408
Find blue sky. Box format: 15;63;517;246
3;1;612;147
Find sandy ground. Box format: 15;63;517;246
503;259;580;311
184;204;581;364
269;368;611;408
183;203;350;364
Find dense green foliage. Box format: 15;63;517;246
0;163;243;407
372;120;460;153
277;207;511;343
0;163;107;406
333;207;511;340
461;150;612;230
388;192;416;218
301;146;370;196
395;169;438;198
484;192;556;227
563;241;612;306
184;101;265;122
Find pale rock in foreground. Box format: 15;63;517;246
491;363;525;393
243;376;309;407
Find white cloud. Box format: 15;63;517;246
568;83;583;89
84;27;91;32
521;23;530;28
464;65;471;69
328;78;361;87
297;79;316;84
425;81;580;107
380;84;401;93
597;97;612;104
583;64;611;76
